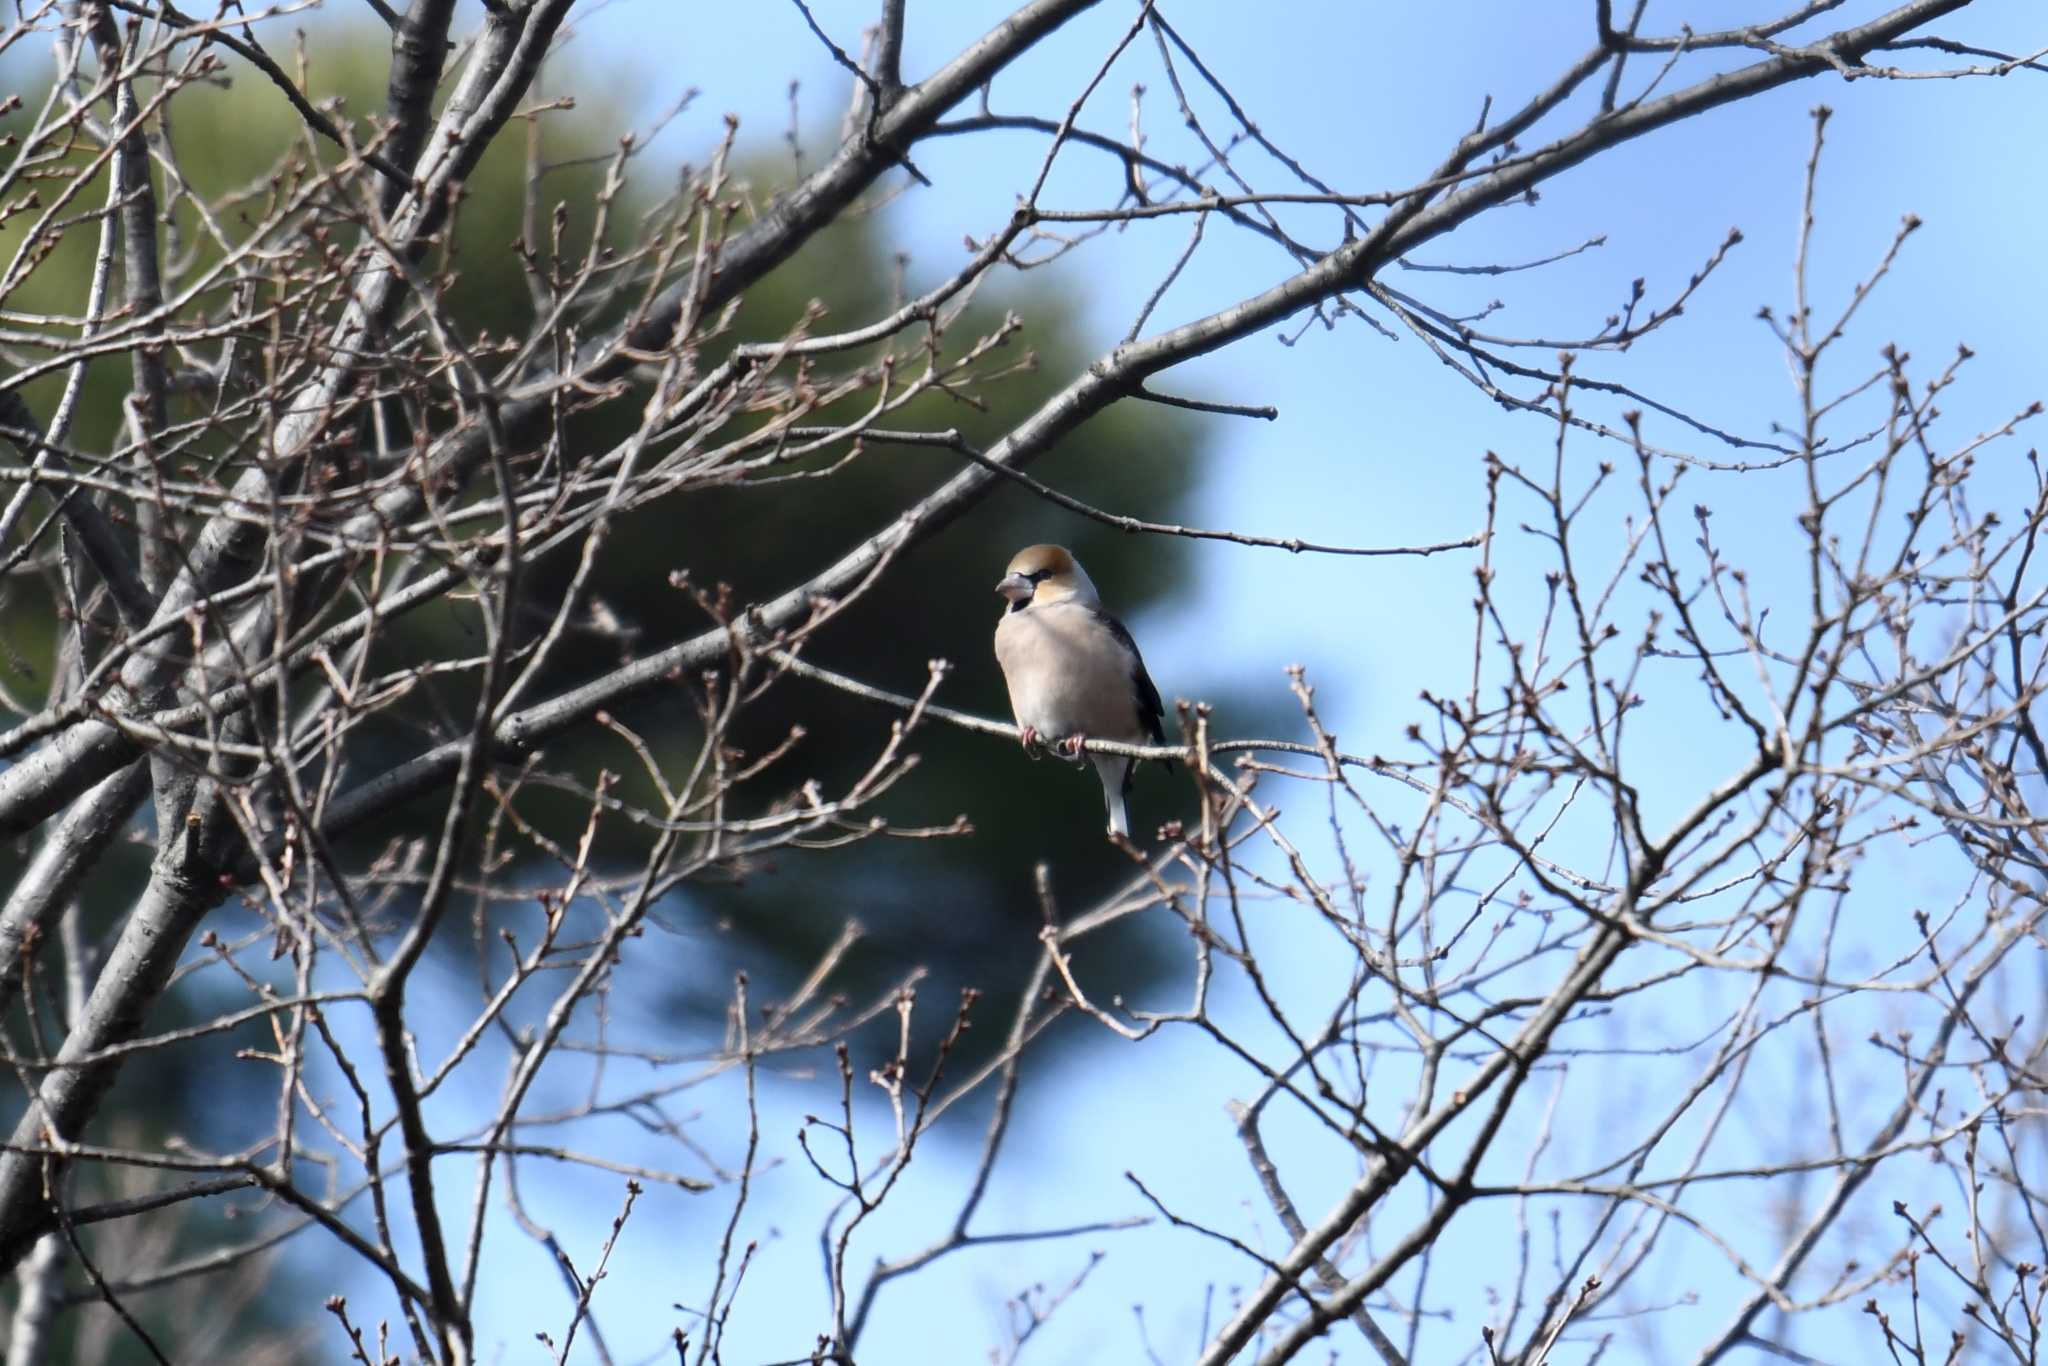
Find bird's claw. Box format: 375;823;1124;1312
1016;728;1087;761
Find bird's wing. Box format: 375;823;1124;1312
1090;607;1165;745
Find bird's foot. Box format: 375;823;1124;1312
1054;733;1086;759
1019;725;1048;759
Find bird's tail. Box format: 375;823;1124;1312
1092;754;1133;837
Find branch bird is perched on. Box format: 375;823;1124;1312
993;544;1166;837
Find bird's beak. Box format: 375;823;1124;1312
995;571;1034;604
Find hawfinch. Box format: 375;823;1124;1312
993;544;1166;837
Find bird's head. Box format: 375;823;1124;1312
996;543;1099;609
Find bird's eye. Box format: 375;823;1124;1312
1027;569;1052;583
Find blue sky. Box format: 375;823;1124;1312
242;2;2048;1361
561;0;2043;692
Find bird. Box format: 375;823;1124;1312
992;544;1166;837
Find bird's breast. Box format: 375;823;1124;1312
994;605;1143;740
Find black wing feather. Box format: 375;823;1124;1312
1090;606;1166;746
